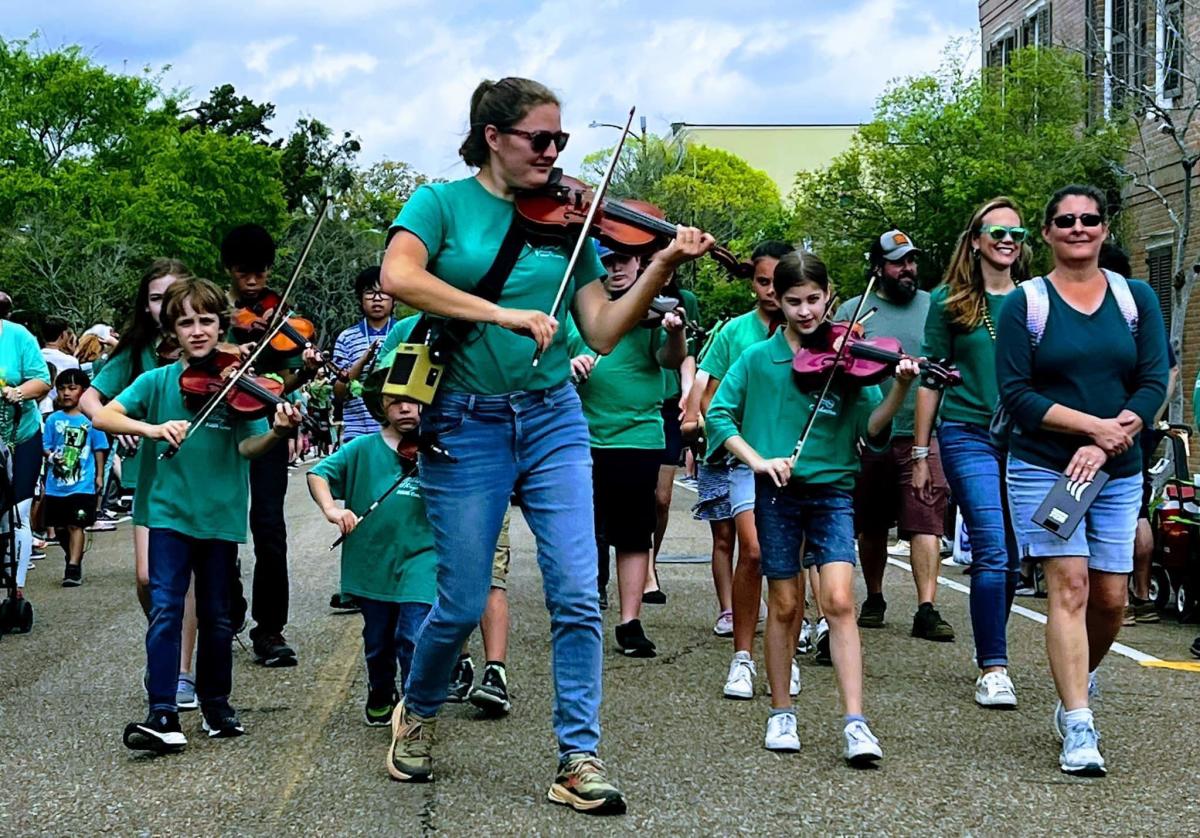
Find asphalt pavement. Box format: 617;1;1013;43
2;466;1199;836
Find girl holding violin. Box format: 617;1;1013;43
706;250;918;762
380;76;713;813
94;277;300;752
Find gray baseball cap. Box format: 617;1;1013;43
878;230;921;261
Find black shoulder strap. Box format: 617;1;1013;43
414;216;527;355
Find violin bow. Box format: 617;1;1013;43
531;107;637;368
159;194;331;459
788;276;877;463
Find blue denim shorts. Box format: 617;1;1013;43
1006;455;1140;573
754;477;856;579
693;461;732;522
729;463;756;517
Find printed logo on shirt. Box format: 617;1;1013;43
815;391;842;417
395;475;422;499
51;421;91;486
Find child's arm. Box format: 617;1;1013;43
239;402;302;459
94;448;108;494
306;472;359;536
722;434;792;488
93;401;188;447
866;359;920;439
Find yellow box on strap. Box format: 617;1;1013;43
381;343;444;405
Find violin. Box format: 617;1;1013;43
231;289;319;358
514;170;753;279
157;334;182;366
791;322;962;392
178;350;318;432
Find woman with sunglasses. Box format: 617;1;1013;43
380;76;713;814
996;184;1168;776
914;197;1028;709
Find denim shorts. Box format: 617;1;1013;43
729;463;756;517
754;477;857;579
1006;455;1141;573
693;461;732;521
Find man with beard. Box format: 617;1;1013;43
834;231;954;643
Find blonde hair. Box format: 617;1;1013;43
941;197;1031;331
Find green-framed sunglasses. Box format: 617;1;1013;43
978;224;1029;243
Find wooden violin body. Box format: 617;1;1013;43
792;322;961;392
178;351;315;434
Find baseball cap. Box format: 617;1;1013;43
878;230;921;261
594;241;614;260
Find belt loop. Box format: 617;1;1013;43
466;394;476;412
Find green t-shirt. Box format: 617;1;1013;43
698;309;771;381
567;317;668;449
833;289;931;437
114;361;268;542
662;289;701;399
391;177;606;395
920;285;1010;428
706;330;887;490
377;314;424;366
91;344;159;492
0;321;51;444
310;433;436;604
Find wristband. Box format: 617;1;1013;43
911;445;930;461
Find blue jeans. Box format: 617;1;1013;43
937;421;1019;668
404;383;602;758
358;598;431;695
146;529;237;713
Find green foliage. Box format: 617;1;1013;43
279;117;361;213
179;83;277;143
790;46;1131;297
343;160;433;232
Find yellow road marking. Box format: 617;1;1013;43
1139;659;1200;673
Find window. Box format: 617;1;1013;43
988;30;1018;68
1022;3;1053;48
1163;0;1185;99
1147;244;1174;331
1110;0;1153;110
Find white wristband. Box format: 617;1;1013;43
911;445;930;460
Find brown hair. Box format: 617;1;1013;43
941;197;1031;331
75;333;104;364
159;277;230;332
773;249;830;299
459;77;560;168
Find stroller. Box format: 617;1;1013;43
1145;423;1200;622
0;434;32;635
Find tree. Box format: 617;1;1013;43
343;159;431;232
279;118;361;213
179;83;276;143
790;46;1128;301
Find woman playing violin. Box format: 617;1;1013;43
380;76;713;813
706;250;917;763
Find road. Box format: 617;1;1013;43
2;466;1199;836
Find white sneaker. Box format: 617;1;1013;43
796;618;813;655
723;652;755;700
843;719;882;765
974;670;1017;708
789;659;802;697
1088;669;1099;700
764;711;800;752
888;540;910;557
713;610;733;637
757;600;767;630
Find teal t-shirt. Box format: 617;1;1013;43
706;330;887;490
833;289;931;437
91;344;159;492
0;321;51;444
662;289;701;399
567;317;668;449
310;433;436;604
114;361;268;541
921;285;1010;428
391;177;606;395
698;309;771;381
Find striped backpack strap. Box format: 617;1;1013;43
1101;268;1140;336
1023;276;1051;348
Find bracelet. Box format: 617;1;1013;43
911;445;930;460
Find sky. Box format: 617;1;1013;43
7;0;980;179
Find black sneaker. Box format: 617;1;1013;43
201;702;246;738
329;592;361;613
446;655;474;702
857;595;886;628
911;604;955;642
252;633;298;667
1191;635;1200;659
231;595;248;635
365;688;399;727
1014;574;1037;597
615;619;657;658
598;589;608;611
814;619;832;666
62;563;82;587
469;662;512;715
123;711;187;753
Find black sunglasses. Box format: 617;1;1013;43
498;127;569;153
1051;213;1104;229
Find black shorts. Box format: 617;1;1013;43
44;493;97;529
592;448;660;552
660;398;683;466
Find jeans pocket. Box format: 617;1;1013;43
422;408;467;438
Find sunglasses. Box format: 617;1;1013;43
1051;213;1104;229
498;127;570;153
978;224;1028;243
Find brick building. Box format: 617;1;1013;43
980;1;1199;451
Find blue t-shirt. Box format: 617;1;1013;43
42;411;109;497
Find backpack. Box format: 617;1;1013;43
989;270;1139;448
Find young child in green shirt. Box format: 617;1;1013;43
706;250;917;765
95;277;300;753
307;375;436;727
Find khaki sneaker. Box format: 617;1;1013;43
386;700;435;782
547;754;627;815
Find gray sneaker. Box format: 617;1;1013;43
1060;721;1106;776
176;673;198;711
